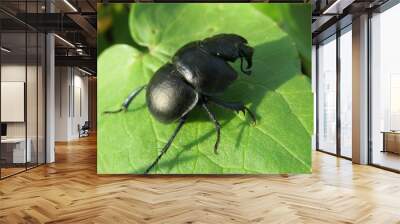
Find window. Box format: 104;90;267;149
317;35;337;154
370;3;400;171
339;26;352;158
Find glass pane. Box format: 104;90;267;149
1;30;27;177
318;35;337;154
371;4;400;171
26;0;40;169
312;45;317;150
27;31;38;169
0;1;46;178
38;32;45;165
340;27;352;158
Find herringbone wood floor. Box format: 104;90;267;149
1;135;400;224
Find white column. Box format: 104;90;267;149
352;14;369;164
46;32;55;163
45;1;55;163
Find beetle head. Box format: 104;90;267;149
201;34;254;75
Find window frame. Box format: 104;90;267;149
315;24;353;160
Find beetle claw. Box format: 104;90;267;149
239;107;256;126
246;109;257;126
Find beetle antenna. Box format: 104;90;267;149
145;116;187;174
103;85;147;114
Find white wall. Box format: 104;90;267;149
72;73;89;138
55;67;89;141
1;65;26;140
1;65;38;137
55;67;69;141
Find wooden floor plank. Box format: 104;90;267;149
0;135;400;223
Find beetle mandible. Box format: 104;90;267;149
104;33;256;173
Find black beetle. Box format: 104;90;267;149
104;33;256;174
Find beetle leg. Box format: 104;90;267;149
103;85;147;114
145;116;187;174
102;107;124;114
209;97;256;125
202;103;221;155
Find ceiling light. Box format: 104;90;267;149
322;0;354;15
54;34;75;48
1;47;11;53
78;67;92;76
76;48;86;56
63;0;78;12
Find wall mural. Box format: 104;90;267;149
97;3;312;174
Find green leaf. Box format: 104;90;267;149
98;3;312;174
253;4;312;76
